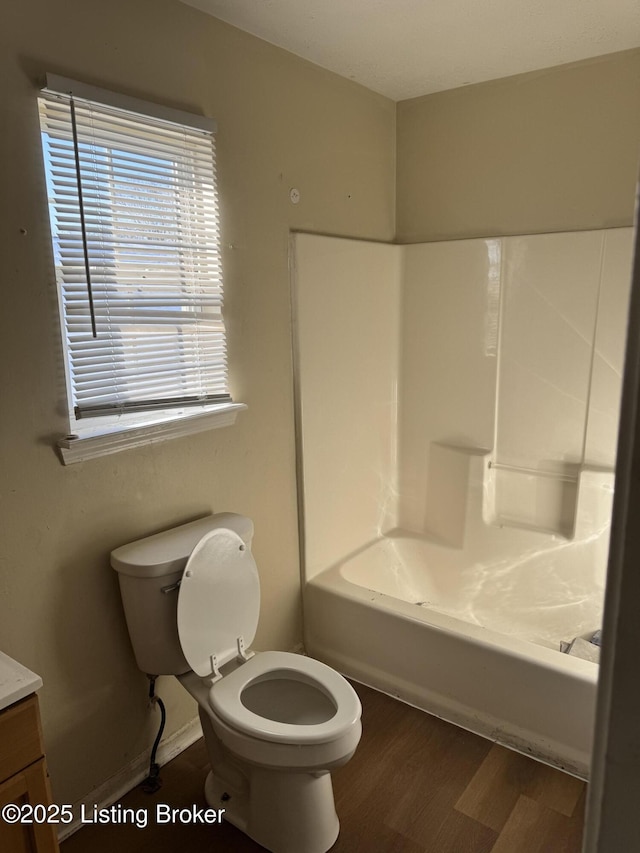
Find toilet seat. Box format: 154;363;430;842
209;651;361;745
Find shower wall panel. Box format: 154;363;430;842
583;228;634;466
398;239;501;535
293;227;632;565
398;228;633;538
292;234;402;580
496;232;603;473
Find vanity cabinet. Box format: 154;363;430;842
0;670;59;853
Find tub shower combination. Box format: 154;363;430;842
292;228;633;777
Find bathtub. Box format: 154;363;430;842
304;531;599;778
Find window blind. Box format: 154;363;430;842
38;87;230;420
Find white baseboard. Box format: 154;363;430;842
58;716;203;842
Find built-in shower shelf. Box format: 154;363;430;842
485;460;579;538
490;514;574;540
420;444;614;542
488;461;580;484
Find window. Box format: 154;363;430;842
38;75;244;464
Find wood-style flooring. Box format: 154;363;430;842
62;682;586;852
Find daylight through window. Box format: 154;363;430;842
38;80;231;442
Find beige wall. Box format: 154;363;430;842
396;49;640;243
0;0;395;804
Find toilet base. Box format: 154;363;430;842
204;770;249;833
204;767;340;853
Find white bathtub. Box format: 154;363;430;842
304;532;599;778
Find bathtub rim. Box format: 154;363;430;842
312;556;599;685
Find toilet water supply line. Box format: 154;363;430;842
141;676;166;794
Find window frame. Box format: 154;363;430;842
38;76;245;464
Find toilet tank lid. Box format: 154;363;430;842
110;513;254;578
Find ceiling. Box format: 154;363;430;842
180;0;640;101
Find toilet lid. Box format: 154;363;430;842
177;528;260;677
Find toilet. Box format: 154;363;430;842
111;513;362;853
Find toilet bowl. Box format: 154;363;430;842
111;514;362;853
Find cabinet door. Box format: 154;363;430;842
0;696;42;784
0;760;59;853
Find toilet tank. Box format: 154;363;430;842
111;513;254;676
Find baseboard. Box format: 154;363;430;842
58;716;203;842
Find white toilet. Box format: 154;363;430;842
111;513;362;853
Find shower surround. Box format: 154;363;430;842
292;229;633;776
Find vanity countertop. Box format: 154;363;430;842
0;651;42;712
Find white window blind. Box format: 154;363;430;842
38;85;230;426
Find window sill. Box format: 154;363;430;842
57;403;247;465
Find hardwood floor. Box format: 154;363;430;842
62;683;586;852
